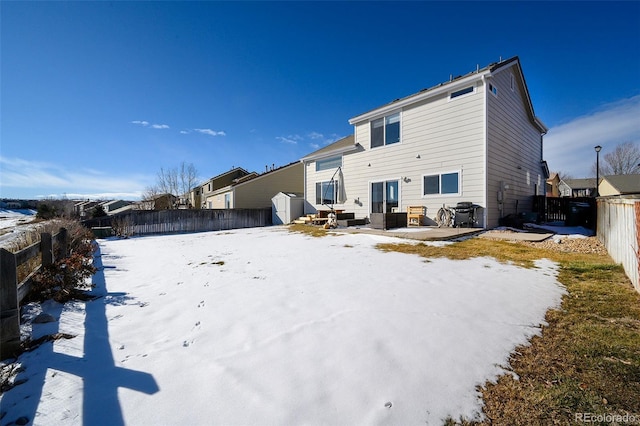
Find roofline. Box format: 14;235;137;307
491;57;547;133
348;69;490;125
228;161;302;189
199;167;251;186
300;142;359;162
348;56;547;134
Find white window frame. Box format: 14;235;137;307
315;180;338;205
448;85;476;101
421;170;462;197
370;111;401;149
316;155;342;172
489;83;498;97
369;177;402;214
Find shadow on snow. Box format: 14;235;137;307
1;244;159;425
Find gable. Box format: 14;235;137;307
301;135;356;161
348;56;546;134
602;174;640;194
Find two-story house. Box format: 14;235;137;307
206;162;303;209
193;167;252;209
302;56;548;228
558;178;597;198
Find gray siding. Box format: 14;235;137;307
486;67;544;227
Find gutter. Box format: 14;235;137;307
349;70;491;125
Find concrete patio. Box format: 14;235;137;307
331;225;555;242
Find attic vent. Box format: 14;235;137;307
450;86;474;99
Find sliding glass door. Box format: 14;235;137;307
371;180;399;213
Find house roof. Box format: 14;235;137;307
300;135;356;161
348;56;546;133
602;174;640;194
212;161;302;193
201;167;251;186
561;178;597;189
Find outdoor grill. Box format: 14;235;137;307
454;202;478;227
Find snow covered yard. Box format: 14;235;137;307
0;209;36;231
1;226;566;425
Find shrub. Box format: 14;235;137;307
92;205;107;218
28;219;97;303
112;215;134;238
36;204;56;220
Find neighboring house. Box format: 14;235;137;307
302;56;548;228
193;167;252;209
558;178;597;198
100;200;133;214
108;204;135;215
598;174;640;196
546;173;560;197
135;193;177;210
74;200;101;219
205;162;303;209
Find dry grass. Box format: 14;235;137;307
288;226;640;422
287;223;334;238
376;238;640;425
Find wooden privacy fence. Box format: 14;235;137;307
597;196;640;294
1;229;68;359
533;196;596;228
83;208;272;236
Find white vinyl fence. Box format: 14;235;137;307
597;196;640;294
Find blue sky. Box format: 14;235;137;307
2;1;639;200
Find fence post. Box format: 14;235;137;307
41;232;53;266
58;227;68;259
1;248;21;359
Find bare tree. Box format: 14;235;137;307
552;171;573;181
144;162;199;209
157;167;179;197
592;141;640;177
141;185;160;203
178;162;198;199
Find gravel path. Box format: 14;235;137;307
521;235;608;255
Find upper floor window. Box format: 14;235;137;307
316;155;342;171
489;83;498;97
450;86;474;100
371;112;400;148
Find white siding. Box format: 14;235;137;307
332;86;485;223
304;61;544;229
486;67;544;227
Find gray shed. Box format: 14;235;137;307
272;192;304;225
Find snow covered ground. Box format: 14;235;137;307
0;209;36;230
0;209;40;250
1;226;566;425
525;222;595;237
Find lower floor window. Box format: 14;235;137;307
423;171;460;195
316;181;337;205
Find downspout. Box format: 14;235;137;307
481;74;489;228
302;159;308;214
